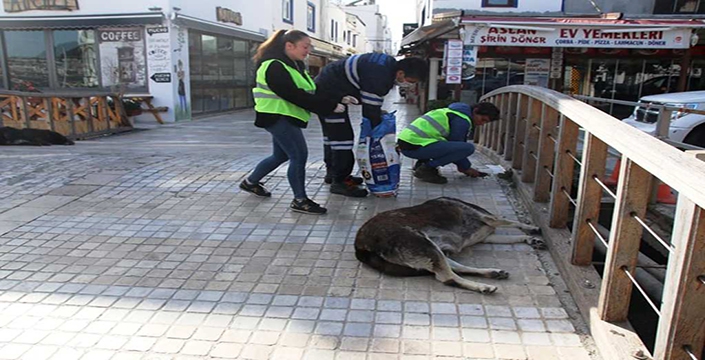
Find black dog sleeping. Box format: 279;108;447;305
0;127;74;146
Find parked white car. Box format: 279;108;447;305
622;91;705;148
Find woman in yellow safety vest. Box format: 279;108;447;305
240;30;347;215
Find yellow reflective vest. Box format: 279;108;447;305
252;59;316;123
398;108;472;147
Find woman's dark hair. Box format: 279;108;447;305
473;102;501;122
397;57;429;82
253;29;309;64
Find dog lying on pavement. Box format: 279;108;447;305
0;127;74;146
355;197;544;294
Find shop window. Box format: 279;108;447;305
481;0;518;7
0;36;4;89
688;60;705;91
234;87;249;107
53;30;99;88
202;35;218;83
203;88;220;112
675;0;705;12
189;31;258;114
189;32;202;82
217;37;235;82
5;30;50;89
97;28;147;91
654;0;705;13
192;88;205;114
233;39;248;56
283;0;293;24
307;2;316;33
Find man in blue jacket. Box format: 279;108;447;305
397;102;500;184
315;54;428;197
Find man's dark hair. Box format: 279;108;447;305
397;57;428;82
473;102;501;122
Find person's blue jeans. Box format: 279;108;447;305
248;118;308;200
402;141;475;172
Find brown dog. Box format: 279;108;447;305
355;197;544;294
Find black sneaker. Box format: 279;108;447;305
330;182;369;197
324;174;364;185
413;164;448;184
413;160;429;171
239;180;271;197
290;198;327;215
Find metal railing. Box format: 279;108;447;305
480;85;705;360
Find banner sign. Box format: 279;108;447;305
524;59;550;88
463;25;691;49
445;39;463;84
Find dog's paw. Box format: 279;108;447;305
479;285;498;294
527;226;542;236
490;270;510;280
526;237;547;250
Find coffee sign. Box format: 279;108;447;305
99;29;142;43
216;7;243;26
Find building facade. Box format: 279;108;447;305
406;0;705;117
345;13;368;55
344;1;393;54
565;0;705;15
0;0;377;122
0;0;272;122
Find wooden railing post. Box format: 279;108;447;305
103;96;112;131
44;98;55;132
654;151;705;360
480;96;491;147
598;157;653;322
496;93;507;155
521;99;543;183
489;95;501;151
66;97;77;137
571;132;608;266
20;96;30;129
533;105;560;202
549;115;579;228
85;97;94;134
512;96;531;170
504;93;519;162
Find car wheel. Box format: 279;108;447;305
683;126;705;148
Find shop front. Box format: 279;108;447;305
0;13;163;92
308;37;345;77
402;16;705;116
176;14;265;116
0;5;266;122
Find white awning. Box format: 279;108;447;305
0;12;164;29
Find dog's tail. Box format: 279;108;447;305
355;248;430;277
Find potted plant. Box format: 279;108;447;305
122;98;143;116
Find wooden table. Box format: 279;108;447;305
125;94;168;124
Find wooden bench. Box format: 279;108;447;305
125;94;169;124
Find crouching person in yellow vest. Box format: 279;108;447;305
398;102;500;184
241;30;345;215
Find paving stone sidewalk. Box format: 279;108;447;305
0;98;601;359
